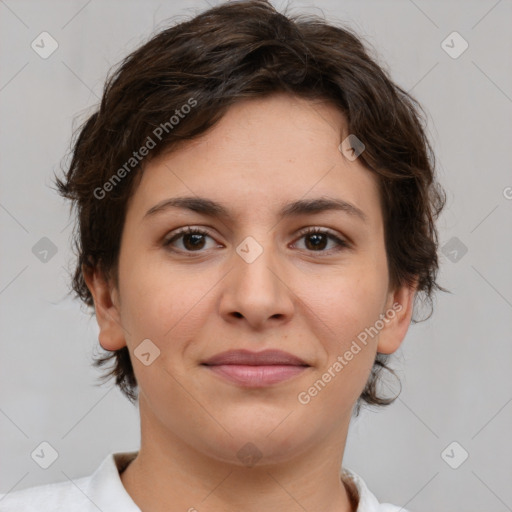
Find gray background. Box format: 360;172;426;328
1;1;511;511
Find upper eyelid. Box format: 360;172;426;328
295;226;344;238
165;225;343;239
164;226;215;240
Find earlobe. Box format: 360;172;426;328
376;280;418;355
82;264;127;351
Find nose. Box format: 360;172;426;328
218;237;295;330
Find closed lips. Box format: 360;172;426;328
202;349;309;366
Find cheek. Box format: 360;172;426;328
302;260;388;340
296;279;384;415
119;256;218;357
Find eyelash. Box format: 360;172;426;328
163;226;350;255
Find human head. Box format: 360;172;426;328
55;0;445;415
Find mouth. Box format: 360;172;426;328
201;349;310;388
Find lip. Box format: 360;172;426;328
201;349;310;387
202;349;308;366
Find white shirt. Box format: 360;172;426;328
0;452;410;511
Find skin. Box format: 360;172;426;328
85;92;417;512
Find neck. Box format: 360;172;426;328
121;399;357;512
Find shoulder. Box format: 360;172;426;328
0;475;94;512
341;467;411;512
0;452;139;512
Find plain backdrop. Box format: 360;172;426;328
1;1;511;511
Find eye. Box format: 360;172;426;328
292;227;350;254
163;226;350;255
163;227;219;252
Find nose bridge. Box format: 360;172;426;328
233;234;280;295
220;232;294;325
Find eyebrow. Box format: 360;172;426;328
143;195;367;223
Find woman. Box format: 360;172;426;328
0;1;445;510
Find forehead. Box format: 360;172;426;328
126;93;382;227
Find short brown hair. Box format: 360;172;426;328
55;0;446;414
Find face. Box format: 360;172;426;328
87;93;415;466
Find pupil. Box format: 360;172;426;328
184;234;205;250
306;233;326;250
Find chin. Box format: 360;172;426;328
200;421;315;468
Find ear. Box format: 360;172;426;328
83;264;127;351
376;279;418;355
